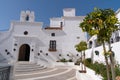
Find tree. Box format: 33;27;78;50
75;41;87;72
80;8;118;80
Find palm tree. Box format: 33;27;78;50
75;41;87;72
80;8;118;80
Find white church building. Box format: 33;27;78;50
1;7;120;68
0;8;87;67
1;8;120;80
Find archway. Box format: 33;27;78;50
18;44;30;61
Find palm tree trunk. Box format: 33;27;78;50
103;42;110;80
110;55;115;80
108;41;115;80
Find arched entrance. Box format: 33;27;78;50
18;44;30;61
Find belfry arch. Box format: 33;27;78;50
18;44;30;61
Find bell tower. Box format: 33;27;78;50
20;10;35;22
63;8;75;17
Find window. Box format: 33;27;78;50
76;54;79;56
60;22;63;27
51;33;55;37
77;36;80;39
24;31;28;35
49;40;56;51
26;15;29;21
89;41;92;48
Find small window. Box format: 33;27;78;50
76;54;79;56
77;36;80;39
89;41;93;48
51;33;55;37
60;22;63;27
26;15;29;21
111;38;113;43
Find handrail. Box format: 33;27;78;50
0;66;11;80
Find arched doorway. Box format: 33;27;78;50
18;44;30;61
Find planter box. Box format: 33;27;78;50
79;70;87;73
55;62;74;67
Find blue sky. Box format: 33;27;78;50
0;0;119;30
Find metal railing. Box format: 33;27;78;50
0;66;11;80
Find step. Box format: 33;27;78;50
15;62;46;72
15;68;77;80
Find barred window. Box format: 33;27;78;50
49;40;56;51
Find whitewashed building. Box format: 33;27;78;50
85;9;120;65
0;8;87;67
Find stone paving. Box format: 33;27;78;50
34;69;76;80
16;67;54;75
15;68;77;80
15;62;77;80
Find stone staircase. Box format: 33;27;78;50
15;62;46;73
14;62;77;80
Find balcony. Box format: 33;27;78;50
48;48;57;52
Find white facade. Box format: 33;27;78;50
0;8;87;67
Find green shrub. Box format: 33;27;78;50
68;59;73;62
115;64;120;76
76;58;120;80
59;58;68;62
84;58;109;80
57;58;73;63
84;58;92;67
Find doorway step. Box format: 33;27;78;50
15;61;47;73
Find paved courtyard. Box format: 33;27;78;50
15;67;77;80
14;62;77;80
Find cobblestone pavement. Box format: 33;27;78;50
35;69;76;80
15;67;77;80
